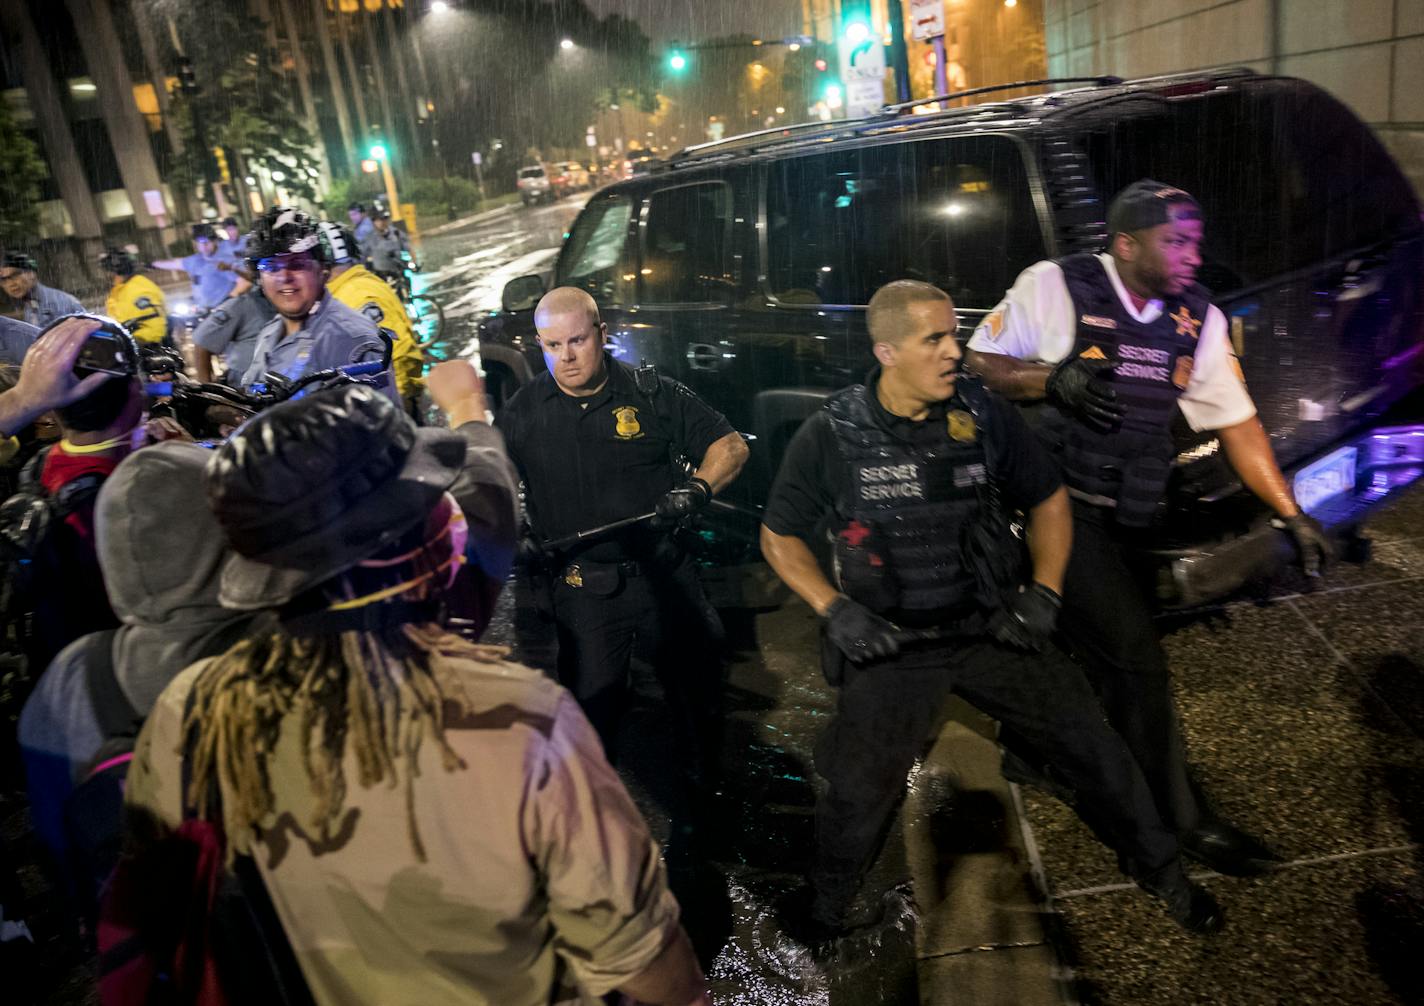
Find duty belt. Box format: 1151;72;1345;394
561;558;644;588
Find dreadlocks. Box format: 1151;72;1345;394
182;622;504;863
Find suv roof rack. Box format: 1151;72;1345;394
877;76;1123;115
659;67;1260;170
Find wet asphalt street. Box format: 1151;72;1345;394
422;201;1424;1003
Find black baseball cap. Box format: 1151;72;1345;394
1106;179;1201;236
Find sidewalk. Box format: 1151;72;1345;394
907;485;1424;1005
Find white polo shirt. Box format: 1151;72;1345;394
967;254;1256;432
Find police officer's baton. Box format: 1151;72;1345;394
541;511;658;553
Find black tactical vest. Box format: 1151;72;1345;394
824;378;993;617
1038;253;1210;527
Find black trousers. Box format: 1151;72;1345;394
550;552;724;775
1056;500;1201;834
811;636;1179;919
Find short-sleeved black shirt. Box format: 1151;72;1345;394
763;370;1063;542
497;355;735;561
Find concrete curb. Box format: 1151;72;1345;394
421;202;517;238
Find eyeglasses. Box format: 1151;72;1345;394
255;255;320;274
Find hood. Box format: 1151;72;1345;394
94;441;256;712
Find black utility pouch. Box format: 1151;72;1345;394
831;518;899;614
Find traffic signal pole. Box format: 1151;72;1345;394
886;0;912;103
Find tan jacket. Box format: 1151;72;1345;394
125;643;679;1005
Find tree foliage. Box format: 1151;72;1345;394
0;98;48;245
143;0;322;204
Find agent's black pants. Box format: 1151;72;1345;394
550;552;724;776
811;636;1179;921
1056;500;1201;834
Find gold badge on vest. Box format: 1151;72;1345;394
613;405;643;439
947;409;977;443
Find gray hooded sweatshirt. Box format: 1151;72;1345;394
19;441;258;859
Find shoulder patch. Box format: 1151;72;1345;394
360;302;386;325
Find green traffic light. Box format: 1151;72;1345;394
668;51;687;72
369;144;388;160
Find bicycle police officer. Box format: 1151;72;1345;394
238;207;396;403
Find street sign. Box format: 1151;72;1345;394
910;0;945;42
471;151;482;166
845;79;886;119
839;30;886;84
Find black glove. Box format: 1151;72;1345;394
823;595;902;664
987;582;1062;652
1045;356;1125;432
515;535;550;571
1273;512;1333;578
655;476;712;520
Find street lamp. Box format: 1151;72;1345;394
430;1;449;12
560;38;574;50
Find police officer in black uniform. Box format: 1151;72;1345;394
965;180;1333;875
761;280;1223;943
497;287;749;775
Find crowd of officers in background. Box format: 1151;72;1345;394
0;180;1337;1005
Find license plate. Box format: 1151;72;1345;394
1294;446;1357;515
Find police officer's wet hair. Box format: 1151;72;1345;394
192;223;219;243
865;280;953;346
221;216;240;229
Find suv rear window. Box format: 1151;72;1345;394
766;135;1045;308
519;167;545;179
557;194;635;303
1084;86;1419;292
641;182;733;304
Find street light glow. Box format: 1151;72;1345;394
430;1;449;12
560;38;574;50
845;22;871;45
1005;0;1018;6
669;52;687;71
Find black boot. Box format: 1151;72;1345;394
1180;818;1282;877
1138;862;1225;935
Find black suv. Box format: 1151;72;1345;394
478;69;1424;605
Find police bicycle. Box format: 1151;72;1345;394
377;252;445;350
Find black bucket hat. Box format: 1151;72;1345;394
206;383;466;610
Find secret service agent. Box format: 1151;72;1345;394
966;180;1331;876
497;287;749;767
760;280;1223;943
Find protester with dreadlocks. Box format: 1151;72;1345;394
121;384;709;1006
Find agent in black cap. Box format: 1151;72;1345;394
152;223;240;310
965;180;1332;876
1;251;84;329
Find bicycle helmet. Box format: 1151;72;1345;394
317;221;361;265
98;247;140;278
246;206;331;268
